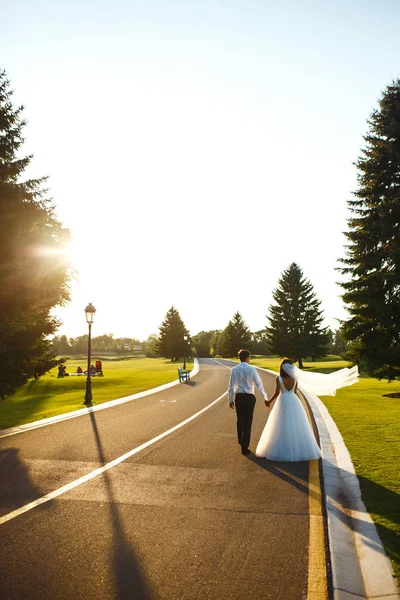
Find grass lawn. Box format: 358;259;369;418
0;356;193;431
250;355;400;584
249;354;349;373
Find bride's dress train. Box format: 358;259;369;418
256;376;322;461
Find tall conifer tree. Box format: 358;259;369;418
339;80;400;380
0;69;70;398
267;263;329;367
220;312;252;358
156;306;189;361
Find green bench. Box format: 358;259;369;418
178;367;191;383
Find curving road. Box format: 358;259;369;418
0;359;322;600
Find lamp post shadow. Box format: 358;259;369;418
88;412;153;600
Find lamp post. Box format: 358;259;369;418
183;335;187;370
84;303;96;406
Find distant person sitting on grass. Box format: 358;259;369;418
90;365;97;375
57;364;68;378
76;366;83;374
95;360;102;374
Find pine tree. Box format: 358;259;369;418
339;80;400;381
56;334;71;355
0;69;70;398
267;263;329;368
156;306;189;361
220;312;252;358
143;334;160;358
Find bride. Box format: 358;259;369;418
256;358;359;462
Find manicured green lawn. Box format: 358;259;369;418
0;357;193;430
250;354;349;372
251;355;400;584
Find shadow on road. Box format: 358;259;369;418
0;447;50;513
246;453;310;496
248;452;399;577
89;412;153;600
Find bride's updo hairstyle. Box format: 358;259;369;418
280;358;294;379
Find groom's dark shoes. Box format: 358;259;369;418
241;447;251;455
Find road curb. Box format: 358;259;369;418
306;391;400;600
0;359;200;439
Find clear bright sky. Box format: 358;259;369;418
2;0;400;340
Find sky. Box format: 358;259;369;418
1;0;400;341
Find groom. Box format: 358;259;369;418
228;349;269;455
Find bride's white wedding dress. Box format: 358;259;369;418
256;376;322;461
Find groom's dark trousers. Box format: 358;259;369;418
235;393;256;451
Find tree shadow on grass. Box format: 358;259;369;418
88;411;153;600
0;384;61;430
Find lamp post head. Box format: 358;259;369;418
183;335;188;341
85;303;96;324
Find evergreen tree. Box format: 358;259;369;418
326;329;335;355
143;334;160;358
58;335;71;355
339;80;400;380
0;69;70;398
220;312;252;358
267;263;329;368
156;306;188;361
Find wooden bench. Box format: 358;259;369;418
178;367;191;383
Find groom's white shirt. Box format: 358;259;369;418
228;362;268;404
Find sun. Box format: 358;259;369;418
63;237;91;267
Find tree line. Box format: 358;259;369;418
149;263;346;366
1;66;399;398
51;334;140;356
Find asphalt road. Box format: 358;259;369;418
0;359;314;600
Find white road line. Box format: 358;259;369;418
0;390;227;527
211;359;233;370
212;358;277;377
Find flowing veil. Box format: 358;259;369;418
282;363;359;396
